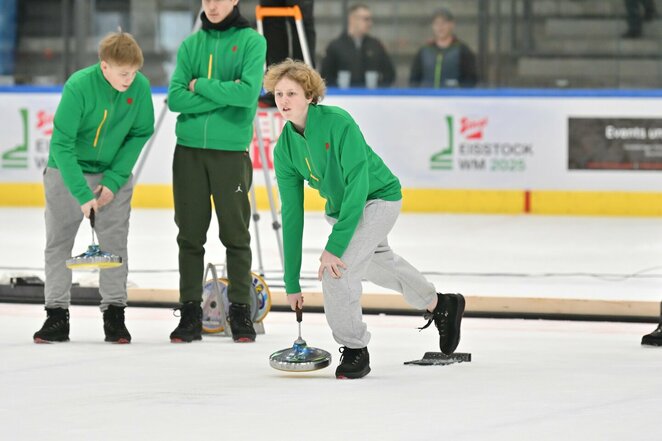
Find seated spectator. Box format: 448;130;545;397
321;4;395;88
622;0;658;38
409;8;478;88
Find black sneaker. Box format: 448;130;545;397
335;347;371;379
103;305;131;344
170;301;202;343
34;307;70;343
641;323;662;346
420;293;465;355
227;303;256;342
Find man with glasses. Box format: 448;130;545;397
321;4;395;88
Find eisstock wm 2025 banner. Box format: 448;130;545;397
569;118;662;171
4;90;662;194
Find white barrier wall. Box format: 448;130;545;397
1;90;662;192
323;94;662;191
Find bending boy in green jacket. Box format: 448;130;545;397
167;0;266;343
34;32;155;344
264;60;465;379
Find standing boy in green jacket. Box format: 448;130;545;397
167;0;266;343
264;60;465;379
34;32;155;344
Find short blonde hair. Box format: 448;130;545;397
263;59;326;104
98;31;144;68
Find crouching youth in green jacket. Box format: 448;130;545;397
263;59;466;379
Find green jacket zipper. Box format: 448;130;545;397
95;93;118;159
202;40;219;149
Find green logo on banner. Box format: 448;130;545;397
430;115;453;170
2;108;29;169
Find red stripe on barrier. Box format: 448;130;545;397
524;190;531;213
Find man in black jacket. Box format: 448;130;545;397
409;8;477;88
321;4;395;88
622;0;658;38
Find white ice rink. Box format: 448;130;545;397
1;207;662;440
1;304;661;441
3;207;662;303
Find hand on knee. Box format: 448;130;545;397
318;250;346;281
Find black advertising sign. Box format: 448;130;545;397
568;118;662;170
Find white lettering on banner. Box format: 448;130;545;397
623;144;662;157
605;125;647;140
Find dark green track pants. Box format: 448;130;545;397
173;145;253;304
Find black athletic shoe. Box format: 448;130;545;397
420;293;465;355
170;301;202;343
227;303;256;342
103;305;131;344
641;323;662;346
335;347;371;379
34;307;70;343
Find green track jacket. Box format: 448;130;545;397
48;63;154;205
274;104;402;293
167;27;266;150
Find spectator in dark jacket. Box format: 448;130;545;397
622;0;658;38
409;8;478;88
321;4;395;88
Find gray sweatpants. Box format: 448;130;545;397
43;167;133;311
322;199;436;348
